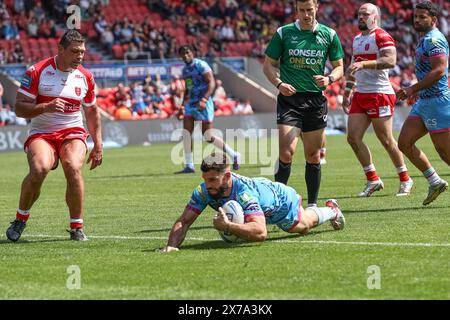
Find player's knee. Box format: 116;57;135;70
305;150;320;163
61;159;83;176
29;166;50;182
379;136;393;149
279;149;294;163
346;134;360;148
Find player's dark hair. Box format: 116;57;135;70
415;1;439;17
201;153;230;173
59;30;85;48
178;44;194;55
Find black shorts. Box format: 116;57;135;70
277;92;328;132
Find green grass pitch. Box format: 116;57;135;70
0;133;449;299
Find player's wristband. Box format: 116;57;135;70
276;81;283;89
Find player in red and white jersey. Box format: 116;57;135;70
342;3;413;198
6;30;103;242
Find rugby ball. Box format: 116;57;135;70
218;200;245;243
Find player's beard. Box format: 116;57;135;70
414;23;430;33
208;185;229;200
358;20;368;31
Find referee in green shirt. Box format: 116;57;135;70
263;0;344;207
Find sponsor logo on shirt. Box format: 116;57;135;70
75;87;81;96
21;75;32;89
240;192;251;204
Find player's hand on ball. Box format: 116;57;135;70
160;246;179;253
213;207;229;231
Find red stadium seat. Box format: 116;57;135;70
112;44;124;59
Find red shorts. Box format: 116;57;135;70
24;127;89;169
350;92;396;118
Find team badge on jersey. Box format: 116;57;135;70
75;87;81;96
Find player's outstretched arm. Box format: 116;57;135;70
84;105;103;170
213;208;267;242
161;207;199;252
14;92;65;118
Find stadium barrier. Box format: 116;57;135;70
0;108;411;153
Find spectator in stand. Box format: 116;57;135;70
94;14;108;35
150;87;166;117
236;25;250;42
27;17;39;38
38;19;57;38
130;82;146;115
212;79;227;106
33;1;46;23
11;43;24;64
0;49;8;64
114;101;132;120
205;47;218;63
101;25;114;52
114;83;131;108
233;99;254;115
219;17;235;42
0;104;27;126
120;20;133;44
251;39;266;58
2;20;19;40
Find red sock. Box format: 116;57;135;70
397;166;410;182
365;171;379;181
364;164;379;182
70;218;83;230
16;210;30;222
398;171;410;182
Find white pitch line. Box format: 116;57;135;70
23;234;450;248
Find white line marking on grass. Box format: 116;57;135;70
24;234;450;248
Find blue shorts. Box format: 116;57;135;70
276;194;302;232
409;95;450;133
185;98;214;122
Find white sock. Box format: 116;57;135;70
17;208;30;216
396;165;408;174
423;167;441;185
363;164;376;173
185;152;194;169
309;206;336;225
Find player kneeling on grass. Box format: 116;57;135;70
161;153;345;252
